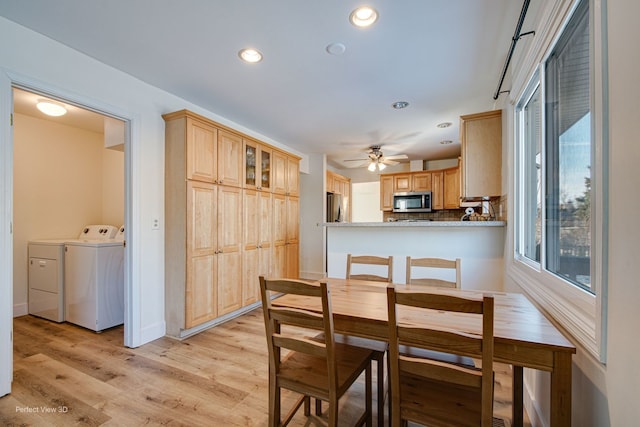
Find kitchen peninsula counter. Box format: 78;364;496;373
325;221;505;290
325;220;505;227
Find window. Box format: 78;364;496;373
544;0;592;292
513;0;607;360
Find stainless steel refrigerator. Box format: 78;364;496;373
326;192;344;222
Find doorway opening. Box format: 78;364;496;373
11;86;130;341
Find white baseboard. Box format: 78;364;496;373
299;270;326;280
13;303;28;317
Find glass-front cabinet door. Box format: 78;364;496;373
260;147;271;191
244;138;271;191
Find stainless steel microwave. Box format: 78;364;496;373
392;191;432;213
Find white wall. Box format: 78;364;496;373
501;0;640;425
351;182;383;223
299;153;325;279
12;113;124;314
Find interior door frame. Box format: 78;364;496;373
0;69;136;396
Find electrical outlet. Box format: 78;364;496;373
152;218;160;230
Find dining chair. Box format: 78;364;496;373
259;276;376;427
386;285;495;427
405;256;461;288
346;254;393;282
344;254;393;423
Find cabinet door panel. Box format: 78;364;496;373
218;186;242;253
431;171;444;210
186;255;216;328
218;251;242;315
187;182;216;257
217;130;243;187
186;118;217;183
412;172;432;191
272;151;287;194
393;174;412;193
380;176;394;211
242;249;259;306
444;167;461;209
243;189;259;250
286;196;299;243
286;157;299;196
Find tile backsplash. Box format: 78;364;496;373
382;195;507;222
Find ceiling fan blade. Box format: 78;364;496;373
343;158;369;162
343;161;371;168
381;159;399;166
383;154;408;160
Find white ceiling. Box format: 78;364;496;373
1;0;527;169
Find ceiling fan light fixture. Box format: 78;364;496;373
368;162;377;172
350;6;378;28
36;100;67;117
378;162;386;171
238;48;263;63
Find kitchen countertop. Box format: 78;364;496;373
324;220;506;227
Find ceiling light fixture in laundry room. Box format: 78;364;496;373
36;100;67;116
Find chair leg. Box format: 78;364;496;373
315;398;322;415
366;364;373;427
328;397;339;427
376;354;384;427
304;396;311;416
269;379;280;427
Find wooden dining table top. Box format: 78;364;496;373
274;278;576;368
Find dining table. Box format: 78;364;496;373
273;277;576;427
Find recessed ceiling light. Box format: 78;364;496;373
392;101;409;109
36;100;67;117
238;48;263;63
350;6;378;28
326;42;347;56
437;122;453;128
440;140;453;145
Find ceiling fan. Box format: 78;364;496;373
343;145;408;171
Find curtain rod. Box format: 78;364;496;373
493;0;535;100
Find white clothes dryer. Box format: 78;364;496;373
28;239;68;322
64;225;124;332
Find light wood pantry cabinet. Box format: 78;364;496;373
164;109;300;337
460;109;502;199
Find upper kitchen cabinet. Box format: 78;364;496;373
393;171;432;193
272;150;300;196
380;175;394;211
163;110;243;187
460;109;502;199
244;138;271;191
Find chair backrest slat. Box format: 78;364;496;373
405;256;461;288
346;254;393;282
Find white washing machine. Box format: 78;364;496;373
64;225;124;332
28;239;68;322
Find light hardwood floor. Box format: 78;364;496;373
2;311;530;426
